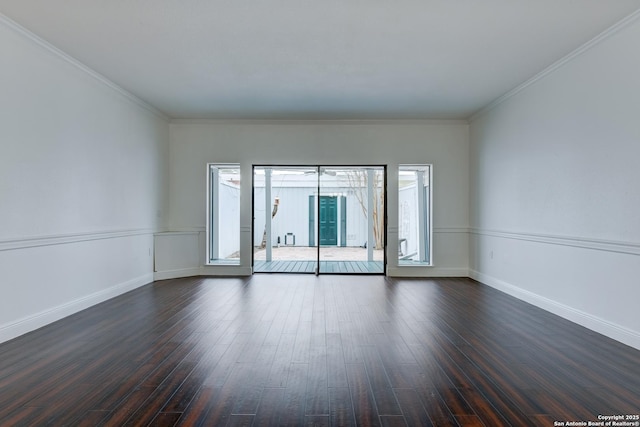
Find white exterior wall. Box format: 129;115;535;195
253;186;370;247
399;184;418;257
218;181;241;258
0;17;169;343
469;17;640;350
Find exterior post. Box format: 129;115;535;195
367;168;374;262
265;168;272;262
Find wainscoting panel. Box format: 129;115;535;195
470;229;640;350
0;230;155;344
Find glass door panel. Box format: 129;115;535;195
253;165;385;274
318;166;385;274
253;166;318;273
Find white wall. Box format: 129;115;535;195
469;17;640;350
0;17;169;343
166;120;469;277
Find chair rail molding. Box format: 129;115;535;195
470;228;640;256
0;228;158;252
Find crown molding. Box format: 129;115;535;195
469;8;640;122
169;118;469;126
1;13;169;122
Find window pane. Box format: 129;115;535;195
398;165;431;266
208;164;240;265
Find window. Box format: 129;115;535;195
207;164;240;265
398;165;432;266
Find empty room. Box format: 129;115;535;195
1;1;639;426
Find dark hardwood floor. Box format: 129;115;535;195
0;275;638;426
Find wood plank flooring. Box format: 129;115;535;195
0;275;638;426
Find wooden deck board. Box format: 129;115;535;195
254;260;383;274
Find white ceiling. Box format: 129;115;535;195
2;1;640;120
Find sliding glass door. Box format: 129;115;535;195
253;165;385;274
318;167;385;273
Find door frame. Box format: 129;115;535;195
252;164;387;275
309;194;345;247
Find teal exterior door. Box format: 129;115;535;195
319;196;338;245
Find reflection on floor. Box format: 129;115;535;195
254;260;384;274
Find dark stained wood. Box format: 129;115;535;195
437;387;476;416
454;414;485;426
326;337;349;388
304;415;330;426
253;387;285;426
360;347;402;416
393;388;435;426
305;348;329;415
412;387;458;426
226;414;254;427
345;363;380;426
0;275;638;426
379;415;409;427
75;410;111;427
278;362;309;426
329;387;355;427
170;385;214;426
265;333;296;388
98;385;157;426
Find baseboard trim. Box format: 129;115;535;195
200;266;253;277
0;273;153;344
154;266;254;280
387;267;469;277
469;269;640;351
154;268;201;281
154;265;469;278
